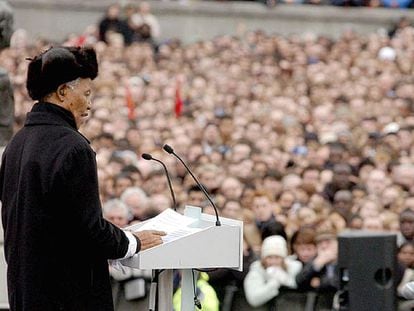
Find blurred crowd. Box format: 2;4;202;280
3;2;414;310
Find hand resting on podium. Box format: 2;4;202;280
132;230;166;251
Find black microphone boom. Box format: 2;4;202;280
141;153;177;211
163;144;221;226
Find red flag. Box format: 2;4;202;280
125;83;136;121
75;35;86;47
175;80;183;118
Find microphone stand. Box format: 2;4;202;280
163;144;221;226
148;270;159;311
142;153;177;211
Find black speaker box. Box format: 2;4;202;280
338;231;397;311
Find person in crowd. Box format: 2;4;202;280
221;200;243;220
98;4;132;44
120;186;150;223
244;235;302;309
301;165;322;194
366;169;391;199
362;216;384;231
296;230;339;310
103;199;130;228
129;1;161;44
398;242;414;297
113;172;134;197
187;184;207;208
220;177;244;201
261;170;283;200
332;190;354;225
0;46;165;310
252;190;287;241
398;209;414;246
348;214;364;230
290;227;318;265
322;163;357;203
143;169;168;195
389;16;411;37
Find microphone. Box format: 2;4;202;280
401;281;414;299
163;144;221;226
142;153;177;211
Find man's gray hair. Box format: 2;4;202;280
102;199;129;217
120;186;149;208
66;78;81;89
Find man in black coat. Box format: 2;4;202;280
0;46;165;311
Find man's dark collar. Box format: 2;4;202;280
25;102;76;128
24;102;90;143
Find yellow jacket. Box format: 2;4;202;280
173;272;219;311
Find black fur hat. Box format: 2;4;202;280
26;46;98;100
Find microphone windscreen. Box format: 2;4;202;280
142;153;152;160
163;144;174;154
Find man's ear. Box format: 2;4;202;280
57;85;66;101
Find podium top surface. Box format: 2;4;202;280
121;210;243;271
121;207;244;270
338;230;397;239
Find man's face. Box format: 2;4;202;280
200;171;219;191
366;170;387;195
279;191;295;210
333;166;350;188
64;78;93;129
123;194;147;219
398;244;414;268
221;179;242;200
329;147;344;164
263;178;282;197
295;244;317;263
188;190;204;207
303;169;319;185
393;165;414;189
400;214;414;240
252;196;273;222
317;238;338;255
232;144;251;163
147;174;166;194
263;255;284;268
333;192;352;213
115;177;132;197
105;208;128;228
222;201;242;220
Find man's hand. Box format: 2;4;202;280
313;241;338;269
133;230;166;251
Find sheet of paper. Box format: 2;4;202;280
134;209;202;243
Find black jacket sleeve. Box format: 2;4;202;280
57;142;129;259
295;260;320;291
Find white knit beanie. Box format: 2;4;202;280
261;235;287;259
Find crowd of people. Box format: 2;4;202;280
3;2;414;310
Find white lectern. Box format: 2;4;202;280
121;206;243;311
